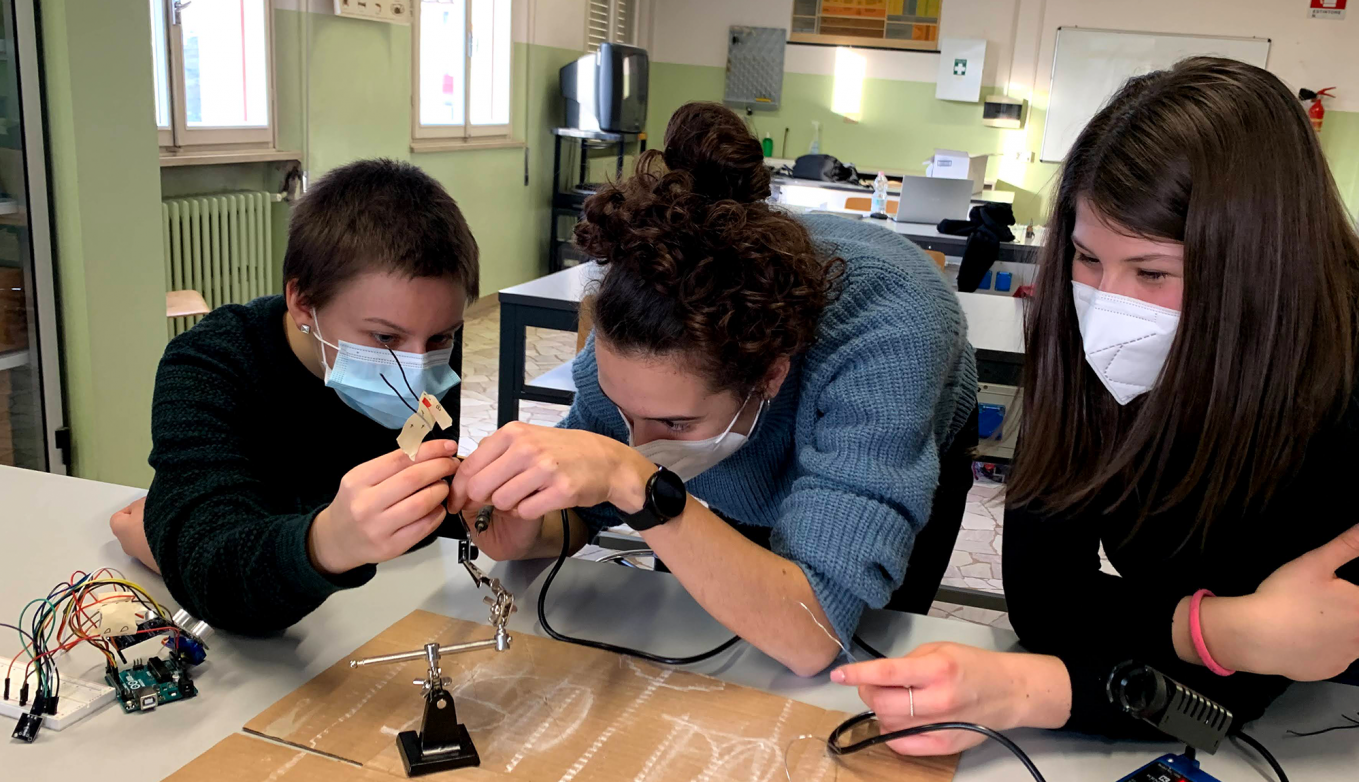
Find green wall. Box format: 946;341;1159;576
273;10;580;297
42;0;165;486
43;6;581;485
1320;109;1359;218
646;62;1359;224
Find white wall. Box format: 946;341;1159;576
646;0;1359;111
647;0;795;68
527;0;589;50
1019;0;1359;111
278;0;590;49
648;0;1019;86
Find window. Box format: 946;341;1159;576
413;0;514;143
791;0;941;51
151;0;276;150
587;0;635;52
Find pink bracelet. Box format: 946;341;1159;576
1189;588;1235;676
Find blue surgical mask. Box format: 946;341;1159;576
307;311;460;430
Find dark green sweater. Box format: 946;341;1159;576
144;295;455;635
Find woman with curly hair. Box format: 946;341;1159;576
452;102;977;676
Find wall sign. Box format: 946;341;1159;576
1310;0;1347;20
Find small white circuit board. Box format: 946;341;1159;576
0;654;117;731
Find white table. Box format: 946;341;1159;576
2;466;1355;781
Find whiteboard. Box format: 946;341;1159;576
1040;28;1270;163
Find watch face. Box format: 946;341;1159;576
651;467;688;519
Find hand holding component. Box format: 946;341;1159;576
309;440;461;575
830;643;1073;756
450;421;654;523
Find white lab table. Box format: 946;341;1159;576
2;465;1355;781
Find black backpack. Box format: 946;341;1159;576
791;154;860;184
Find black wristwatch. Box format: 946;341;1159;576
621;465;687;531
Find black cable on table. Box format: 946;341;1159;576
537;509;744;666
828;711;1046;782
1233;731;1290;782
852;634;888;659
1286;713;1359;737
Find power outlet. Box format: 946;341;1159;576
334;0;410;25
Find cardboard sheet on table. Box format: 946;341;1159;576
163;734;398;782
243;609;957;782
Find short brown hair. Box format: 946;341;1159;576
1009;58;1359;544
283;159;479;308
574;102;842;396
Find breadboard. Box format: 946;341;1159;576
0;654;116;731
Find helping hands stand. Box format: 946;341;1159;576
349;514;514;776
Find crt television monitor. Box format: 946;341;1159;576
560;43;649;133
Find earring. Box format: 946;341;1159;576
299;324;311;334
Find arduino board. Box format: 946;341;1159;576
106;656;197;713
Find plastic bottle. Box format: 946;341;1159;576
809;121;821;154
762;133;774;157
871;171;889;218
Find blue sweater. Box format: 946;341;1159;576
558;214;978;643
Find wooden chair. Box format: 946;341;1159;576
925;250;947;270
843;196;898;215
166;290;210;319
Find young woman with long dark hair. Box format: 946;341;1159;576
833;58;1359;752
451;102;979;676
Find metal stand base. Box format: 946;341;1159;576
396;725;480;776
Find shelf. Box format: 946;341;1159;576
551;127;646;143
0;348;30;372
0;199;26;228
552;191;591;211
159;150;302;168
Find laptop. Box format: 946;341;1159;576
892;176;974;224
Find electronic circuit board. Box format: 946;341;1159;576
105;656;197;713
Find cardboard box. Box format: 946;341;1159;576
218;609;957;782
927;149;987;195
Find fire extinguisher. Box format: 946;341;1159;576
1299;87;1337;133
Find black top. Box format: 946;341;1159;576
144;295;455;635
1004;388;1359;738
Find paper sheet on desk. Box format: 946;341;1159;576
215;609;958;782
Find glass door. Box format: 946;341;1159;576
0;0;63;472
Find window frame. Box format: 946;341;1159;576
154;0;279;152
586;0;636;53
411;0;515;145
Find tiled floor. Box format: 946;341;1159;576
456;304;1012;628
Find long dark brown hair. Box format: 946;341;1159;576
574;102;843;396
1009;57;1359;543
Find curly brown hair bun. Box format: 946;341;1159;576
574;101;842;396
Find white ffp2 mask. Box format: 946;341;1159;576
620;396;766;482
1071;281;1180;405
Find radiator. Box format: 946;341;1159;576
162;192;275;339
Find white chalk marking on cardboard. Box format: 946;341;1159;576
624;657;726;692
262;750;308;782
557;667;672;782
504;683;593;773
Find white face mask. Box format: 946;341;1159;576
620;395;766;482
1071;280;1181;405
